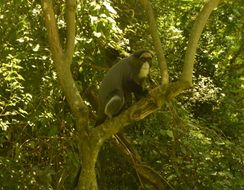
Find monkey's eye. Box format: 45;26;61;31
141;57;152;62
139;52;153;62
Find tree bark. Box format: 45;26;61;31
139;0;169;86
181;0;221;85
41;0;88;123
77;134;100;190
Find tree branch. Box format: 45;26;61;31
139;0;169;86
93;85;167;144
94;77;193;145
42;0;63;62
42;0;88;127
65;0;76;65
181;0;221;85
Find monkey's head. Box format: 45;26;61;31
133;50;154;61
132;50;153;79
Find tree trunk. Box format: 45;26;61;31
78;161;98;190
77;131;101;190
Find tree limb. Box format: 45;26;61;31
42;0;88;127
42;0;63;62
65;0;76;65
139;0;169;86
94;77;193;145
181;0;221;85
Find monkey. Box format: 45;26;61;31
95;49;153;126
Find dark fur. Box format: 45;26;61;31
96;50;153;126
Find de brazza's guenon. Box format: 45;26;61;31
96;50;153;126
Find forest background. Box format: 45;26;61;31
0;0;243;189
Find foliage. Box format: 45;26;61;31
0;0;243;189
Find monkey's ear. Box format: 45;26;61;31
104;95;124;118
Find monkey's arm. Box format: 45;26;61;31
127;80;148;100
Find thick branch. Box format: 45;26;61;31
42;0;88;127
181;0;221;85
140;0;169;86
93;81;190;145
42;0;63;62
65;0;76;65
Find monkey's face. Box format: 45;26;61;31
138;51;153;78
139;51;153;63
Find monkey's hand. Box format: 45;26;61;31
134;89;149;100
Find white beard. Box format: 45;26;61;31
138;62;150;78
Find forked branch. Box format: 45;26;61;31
42;0;88;126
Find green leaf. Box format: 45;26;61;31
166;130;174;138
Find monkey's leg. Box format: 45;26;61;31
104;95;124;118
